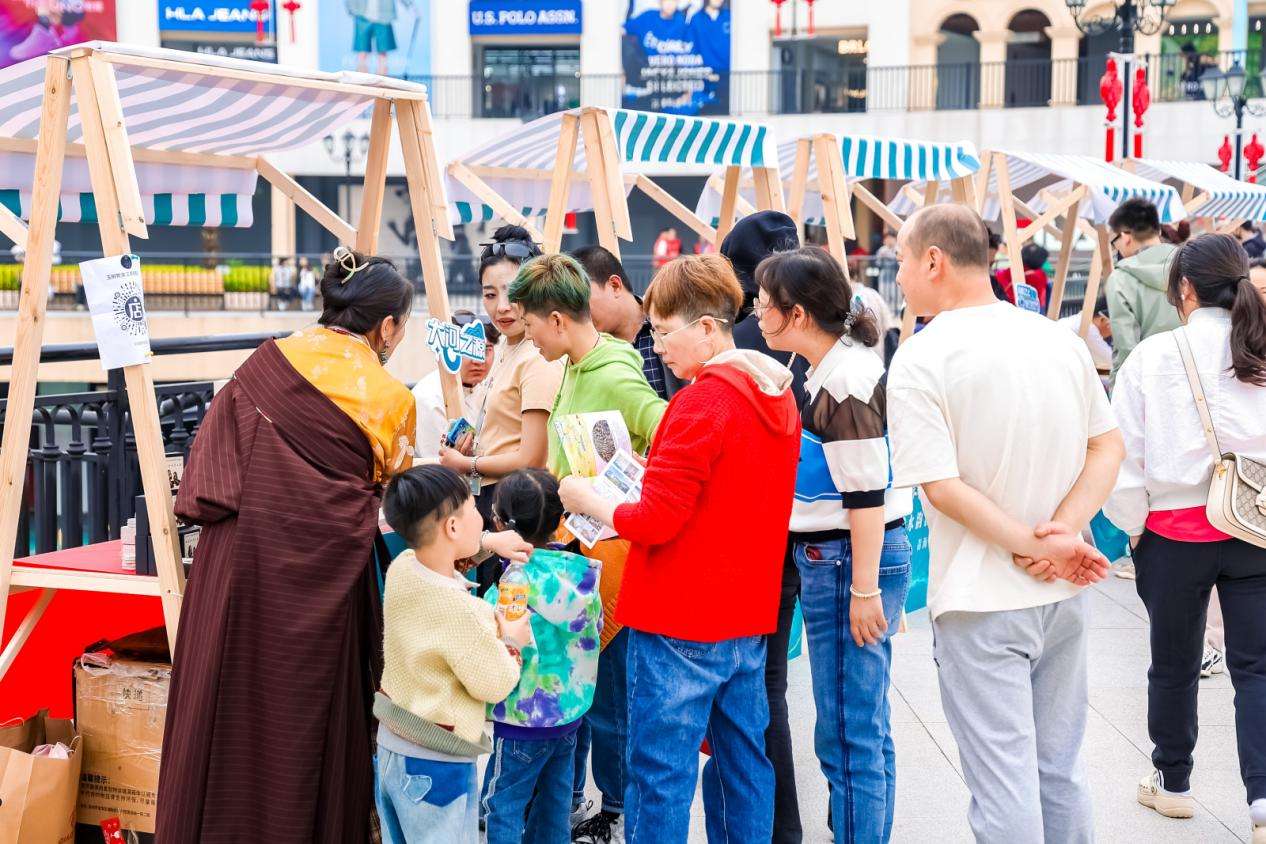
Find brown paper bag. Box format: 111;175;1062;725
0;710;82;844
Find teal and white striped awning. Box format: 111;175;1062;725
1130;158;1266;221
446;108;776;226
0;191;251;227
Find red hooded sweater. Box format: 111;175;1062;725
613;349;801;642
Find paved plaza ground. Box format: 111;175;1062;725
642;575;1253;842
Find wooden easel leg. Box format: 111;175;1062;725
715;165;742;244
542;114;580;254
1047;205;1079;320
1079;228;1112;338
580;110;622;258
993;154;1026;301
787;139;812;228
0;58;72;659
356;99;394;254
752;167;786;214
813;135;852;264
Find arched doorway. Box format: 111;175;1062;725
936;14;980;110
1006;9;1053;107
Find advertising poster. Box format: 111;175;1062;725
0;0;115;69
622;0;730;116
318;0;431;79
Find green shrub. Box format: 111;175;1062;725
0;265;20;291
223;266;270;293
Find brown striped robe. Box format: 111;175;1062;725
156;340;384;843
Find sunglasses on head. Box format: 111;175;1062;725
479;240;542;260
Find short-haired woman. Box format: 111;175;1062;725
1105;233;1266;839
559;254;801;842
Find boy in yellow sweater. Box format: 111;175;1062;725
377;465;533;844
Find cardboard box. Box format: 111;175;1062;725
72;655;170;834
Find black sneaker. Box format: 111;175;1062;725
573;809;624;843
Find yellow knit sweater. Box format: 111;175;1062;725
380;550;521;747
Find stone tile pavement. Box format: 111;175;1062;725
655;577;1254;842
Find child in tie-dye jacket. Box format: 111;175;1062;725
480;469;602;844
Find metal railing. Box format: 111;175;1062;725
0;332;286;557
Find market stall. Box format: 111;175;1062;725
445;106;784;256
0;43;455;704
1124;157;1266;231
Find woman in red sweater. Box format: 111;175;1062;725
559;254;801;844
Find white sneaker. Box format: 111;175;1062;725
1201;647;1226;678
1138;770;1196;819
570;799;593;829
573;810;624;843
1114;561;1137;580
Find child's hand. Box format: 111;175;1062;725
483;530;533;563
496;610;534;651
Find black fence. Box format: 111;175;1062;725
0;333;285;558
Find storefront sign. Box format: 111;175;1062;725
159;1;272;34
623;0;730;116
469;1;582;36
162;39;277;62
0;1;115;70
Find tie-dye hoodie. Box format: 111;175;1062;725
485;547;603;735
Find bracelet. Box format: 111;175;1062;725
479;530;492;553
471;456;480;476
850;585;882;599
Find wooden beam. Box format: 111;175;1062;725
751;167;786;213
0;136;258;170
593;109;633;241
635;174;717;244
9;566;161;595
923;180;941;207
1017;186;1087;243
900;183;925;209
707;173;756;218
1047;202;1080;320
410;97;454;242
850;182;905;233
0;588;54;678
355;99;393;253
974;151;994;214
1184;191;1212;215
465;164;555;181
715;165;742;245
82;56;148;239
257;157;356;245
542;113;580;253
397;99;462;420
447;162;545;242
0;58;70;666
994;152;1027;302
787;139;812;227
951;173;978;209
1079;228;1111;338
814;133;854;261
579;110;621;258
0;201;26;249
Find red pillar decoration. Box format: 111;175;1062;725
1100;59;1123;163
1132;66;1150;159
1218;136;1234;173
805;0;817;37
1245;134;1265;183
250;0;270;44
771;0;787;37
282;0;300;45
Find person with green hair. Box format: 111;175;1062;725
508;252;666;840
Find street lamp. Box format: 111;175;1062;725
1065;0;1176;160
1201;60;1266;180
323;130;371;221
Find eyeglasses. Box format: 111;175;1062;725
650;315;729;344
1109;233;1123;250
479;240;542;260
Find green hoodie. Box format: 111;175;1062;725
1107;242;1180;383
547;334;667;477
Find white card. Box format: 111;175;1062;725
80;254;151;370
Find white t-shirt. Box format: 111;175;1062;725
1057;314;1113;372
411;371;475;461
887;302;1117;620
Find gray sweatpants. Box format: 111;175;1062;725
932;591;1094;844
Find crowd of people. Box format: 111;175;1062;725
149;199;1266;844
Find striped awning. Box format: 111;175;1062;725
696;133;981;228
446;108;776;226
1130;158;1266;221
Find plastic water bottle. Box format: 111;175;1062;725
497;562;530;621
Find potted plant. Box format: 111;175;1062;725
222;265;271;310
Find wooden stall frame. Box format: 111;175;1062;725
0;47;456;679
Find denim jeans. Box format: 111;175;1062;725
481;731;577;843
793;526;912;844
572;627;629;814
375;747;478;844
625;629;773;844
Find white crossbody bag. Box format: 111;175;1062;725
1174;329;1266;549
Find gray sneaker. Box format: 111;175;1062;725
1201;647;1226;678
573;810;624;844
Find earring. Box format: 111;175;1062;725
378;345;389;365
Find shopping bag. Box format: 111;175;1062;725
0;709;83;844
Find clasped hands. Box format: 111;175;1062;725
1012;521;1110;586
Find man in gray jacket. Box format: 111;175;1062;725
1105;198;1180;383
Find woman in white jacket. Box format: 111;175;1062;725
1105;232;1266;839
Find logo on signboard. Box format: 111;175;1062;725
111;280;148;337
425;318;487;374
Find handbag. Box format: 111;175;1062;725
1174;329;1266;548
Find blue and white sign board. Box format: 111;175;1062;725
469;1;582;36
425;318;487;375
1015;282;1042;314
159;1;272;34
80;255;151;371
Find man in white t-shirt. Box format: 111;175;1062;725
887;204;1124;843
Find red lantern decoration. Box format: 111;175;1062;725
1245;133;1265;183
1218;135;1234;173
282;0;300;44
771;0;787;38
805;0;817;37
1099;59;1123;163
1132;66;1150;159
250;0;270;44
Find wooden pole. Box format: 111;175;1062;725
355;99;393;253
634;174;717;244
1078;227;1112;338
923;180;941;207
751;167;786;213
579;110;621;258
993;153;1026;302
0;58;72;654
814;134;853;262
787;139;812;227
1047;203;1080;320
850;182;905;233
594;110;633;241
72;54;185;651
447;163;546;242
973;151;994;214
715;165;742;244
542;113;580;253
0;202;27;249
83;56;147;240
257;158;357;245
397;99;462;419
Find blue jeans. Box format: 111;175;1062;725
572;627;629;815
794;526;912;844
375;747;478;844
481;731;577;843
625;629;773;844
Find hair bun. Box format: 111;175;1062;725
492;224;533;244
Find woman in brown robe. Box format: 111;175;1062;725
155;250;418;843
